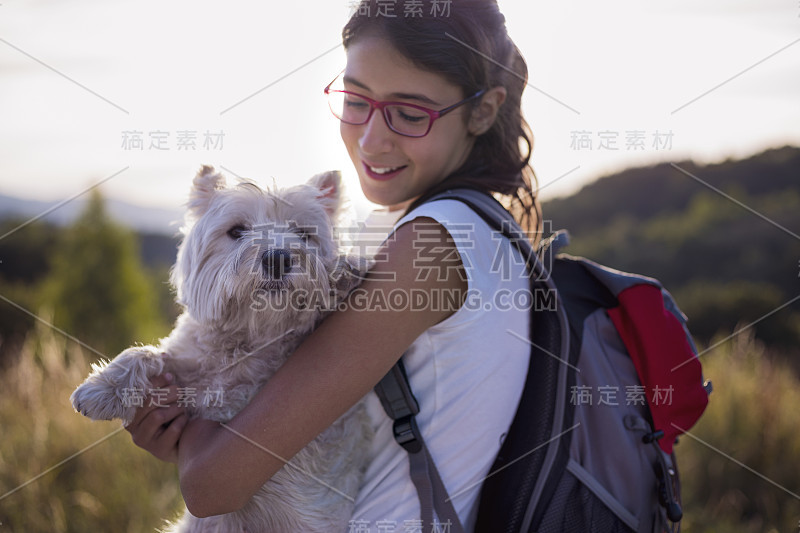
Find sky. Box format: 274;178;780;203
0;0;798;219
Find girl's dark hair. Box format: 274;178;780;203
343;0;540;235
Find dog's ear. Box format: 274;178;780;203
307;170;342;218
188;165;226;217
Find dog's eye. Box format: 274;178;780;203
289;224;313;242
294;228;310;241
227;225;247;240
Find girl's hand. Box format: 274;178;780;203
125;372;189;464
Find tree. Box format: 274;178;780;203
43;189;164;358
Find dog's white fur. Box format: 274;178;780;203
71;166;371;532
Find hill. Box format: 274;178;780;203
543;145;799;237
542;145;800;351
0;193;182;235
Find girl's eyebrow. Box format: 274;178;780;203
343;75;441;106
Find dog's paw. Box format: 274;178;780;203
70;363;132;423
71;346;166;425
330;254;368;299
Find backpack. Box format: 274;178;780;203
374;188;711;533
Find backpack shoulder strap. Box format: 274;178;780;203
374;188;570;532
429;188;536;260
374;359;464;530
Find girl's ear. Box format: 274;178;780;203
468;86;507;136
188;165;225;218
307;170;343;218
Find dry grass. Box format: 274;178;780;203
678;330;800;532
0;319;184;533
1;318;798;531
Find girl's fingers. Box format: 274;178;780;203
127;392;171;430
125;373;187;463
129;404;187;463
162;412;190;447
127;375;180;430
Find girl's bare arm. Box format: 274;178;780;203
177;218;467;517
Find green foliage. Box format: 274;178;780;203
546;147;800;349
674;281;800;348
544;145;800;238
40;190;168;357
0;321;185;532
0;218;59;285
679;331;800;532
0;192;182;531
0;219;60;363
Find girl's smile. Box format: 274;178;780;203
361;160;408;181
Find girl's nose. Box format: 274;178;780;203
358;110;394;155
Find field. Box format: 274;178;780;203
0;321;798;531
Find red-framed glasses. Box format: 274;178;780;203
324;75;487;138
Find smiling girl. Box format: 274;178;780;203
128;1;539;530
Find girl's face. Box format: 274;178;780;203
340;35;477;211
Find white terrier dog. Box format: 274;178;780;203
71;166;371;532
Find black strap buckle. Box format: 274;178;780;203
393;415;423;454
643;429;683;524
642;429;665;444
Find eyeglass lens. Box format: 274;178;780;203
327;91;431;137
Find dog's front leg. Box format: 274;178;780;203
330;254;369;302
70;346;167;426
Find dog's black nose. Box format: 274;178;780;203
262;249;292;279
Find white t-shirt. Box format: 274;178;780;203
349;199;531;532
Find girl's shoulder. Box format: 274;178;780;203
395;198;524;277
396;197;486;228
